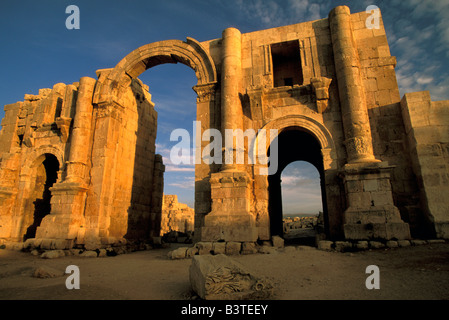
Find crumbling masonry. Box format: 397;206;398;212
0;6;448;250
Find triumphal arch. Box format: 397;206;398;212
1;6;448;250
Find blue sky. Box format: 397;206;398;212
1;0;448;214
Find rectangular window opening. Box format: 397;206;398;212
271;40;303;88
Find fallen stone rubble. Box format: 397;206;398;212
0;236;446;259
167;237;448;259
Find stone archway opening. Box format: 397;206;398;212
24;154;59;241
138;63;198;242
268;127;327;246
281;161;323;243
90;38;218;244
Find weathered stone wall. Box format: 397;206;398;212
81;75;163;247
160;194;195;236
0;84;71;241
401;92;449;238
352;11;423;237
110;78;159;241
0;75;164;248
198;6;445;241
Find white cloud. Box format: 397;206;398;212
281;174;317;187
280;161;322;214
385;1;449;100
165;165;195;172
425;78;449;101
308;3;322;21
416;76;434;85
168;176;195;189
236;0;323;28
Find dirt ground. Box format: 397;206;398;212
1;242;449;301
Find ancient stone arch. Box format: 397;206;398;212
92;38;217;106
245;115;339;239
254;115;337;171
11;150;61;241
79;37;219;248
22;146;64;177
1;6;449;251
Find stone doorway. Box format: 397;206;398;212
23;154;59;241
268;128;327;245
137;63;197;240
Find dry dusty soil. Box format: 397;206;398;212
1;241;449;314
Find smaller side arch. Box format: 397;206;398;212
252;115;338;171
21;146;64;179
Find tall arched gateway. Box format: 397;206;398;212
3;6;448;251
247;115;341;242
85;38;219;247
33;38;220;249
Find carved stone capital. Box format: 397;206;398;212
193;82;217;103
344;136;377;163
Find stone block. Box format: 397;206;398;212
189;254;273;300
225;242;242;255
385;222;411;240
272;235;284;248
98;249;107;257
23;238;35;249
53;239;72;250
186;246;199;258
212;242;226;255
40;239;53;250
369;241;385;249
427;239;446;244
80;250;98;258
386;240;398;248
363;179;379;192
258;245;278;254
355;241;369;250
397;240;411;247
201;225;258;242
411;239;426;246
41;250;65;259
241;242;258;255
318;240;334;251
196;242;213;255
168;247;188;259
334;241;352;252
